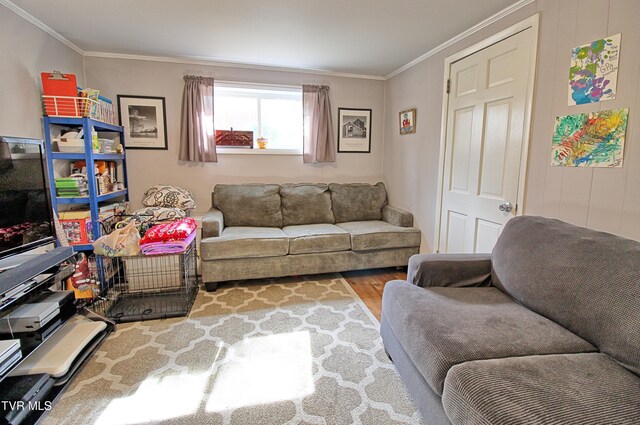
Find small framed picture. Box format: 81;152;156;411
399;108;416;135
337;108;372;153
117;95;168;150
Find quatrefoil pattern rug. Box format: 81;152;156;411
44;274;423;425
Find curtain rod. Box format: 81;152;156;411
214;80;307;90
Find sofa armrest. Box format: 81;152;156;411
382;205;413;227
202;207;224;238
408;253;492;288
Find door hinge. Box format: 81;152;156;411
446;79;451;94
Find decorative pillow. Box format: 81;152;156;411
131;207;186;224
329;182;388;223
213;184;283;228
280;183;334;226
143;185;196;210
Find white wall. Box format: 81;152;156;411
84;58;385;214
383;0;640;251
0;5;84;138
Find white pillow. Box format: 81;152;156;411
130;207;186;224
142;185;195;210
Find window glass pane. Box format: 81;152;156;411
260;99;303;149
214;83;302;151
214;96;258;136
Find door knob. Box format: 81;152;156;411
499;202;513;213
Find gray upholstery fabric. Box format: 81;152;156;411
202;207;224;238
382;205;414;227
201;227;288;260
381;280;596;396
381;315;452;425
443;353;640;425
408;254;492;288
282;224;351;254
213;184;283;227
202;182;421;284
492;216;640;375
329;182;388;223
337;220;421;251
280;183;335;226
202;247;419;283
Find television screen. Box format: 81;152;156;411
0;137;54;259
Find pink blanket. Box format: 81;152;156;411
141;217;198;245
140;231;196;256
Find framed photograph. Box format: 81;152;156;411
399;108;416;135
337;108;372;153
117;95;168;150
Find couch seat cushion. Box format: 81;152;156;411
337;220;420;251
443;353;640;425
283;224;351;254
381;281;596;396
201;227;288;261
280;184;334;226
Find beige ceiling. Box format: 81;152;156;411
8;0;524;77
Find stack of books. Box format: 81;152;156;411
54;177;88;198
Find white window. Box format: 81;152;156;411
214;82;303;154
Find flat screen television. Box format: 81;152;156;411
0;136;54;260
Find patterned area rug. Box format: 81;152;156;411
44;274;423;425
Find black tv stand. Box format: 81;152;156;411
0;247;114;424
0;247;73;292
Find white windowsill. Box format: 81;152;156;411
216;148;302;156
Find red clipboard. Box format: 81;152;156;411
41;71;79;116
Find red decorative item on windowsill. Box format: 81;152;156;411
215;129;253;148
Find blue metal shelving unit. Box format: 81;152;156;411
43;116;129;251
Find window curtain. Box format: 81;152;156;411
179;75;217;162
302;85;335;163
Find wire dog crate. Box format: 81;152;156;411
90;239;199;323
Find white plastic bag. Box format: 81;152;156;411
93;221;141;257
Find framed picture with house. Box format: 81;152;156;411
337;107;372;153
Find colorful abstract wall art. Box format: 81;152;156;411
568;34;620;105
552;108;628;167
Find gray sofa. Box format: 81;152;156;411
381;216;640;425
201;182;420;290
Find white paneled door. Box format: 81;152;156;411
438;27;535;253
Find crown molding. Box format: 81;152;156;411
385;0;535;79
1;0;84;55
82;51;386;81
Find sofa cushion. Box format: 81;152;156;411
492;216;640;375
381;281;596;396
337;221;420;251
329;182;387;223
213;184;283;228
280;183;334;226
200;227;288;261
443;353;640;425
283;224;350;254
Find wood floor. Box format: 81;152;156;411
341;267;407;321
